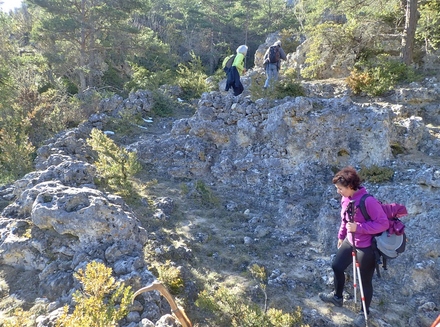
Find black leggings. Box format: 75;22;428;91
332;238;376;312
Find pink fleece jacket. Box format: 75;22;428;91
338;187;389;248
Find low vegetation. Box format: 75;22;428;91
359;165;395;183
2;262;132;327
56;261;132;327
346;55;419;96
250;67;305;101
196;285;308;327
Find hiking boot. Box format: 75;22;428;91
352;312;369;327
318;292;343;307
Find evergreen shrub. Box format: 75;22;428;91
156;260;185;295
273;68;305;98
176;52;210;100
3;308;34;327
124;63;175;92
250;68;304;101
359;165;394;183
56;261;132;327
151;89;175;117
86;128;141;196
194;180;220;208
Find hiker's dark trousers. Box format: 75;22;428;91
332;238;376;312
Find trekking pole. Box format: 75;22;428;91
431;313;440;327
347;201;357;304
347;200;368;323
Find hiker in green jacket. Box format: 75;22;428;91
223;45;248;96
232;45;248;76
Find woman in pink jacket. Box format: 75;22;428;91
319;166;389;327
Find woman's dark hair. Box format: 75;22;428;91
332;166;361;190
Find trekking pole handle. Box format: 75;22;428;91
347;200;357;251
347;200;356;222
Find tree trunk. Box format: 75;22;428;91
79;0;87;92
401;0;419;65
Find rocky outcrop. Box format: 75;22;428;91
0;123;178;325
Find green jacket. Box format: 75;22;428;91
232;53;245;75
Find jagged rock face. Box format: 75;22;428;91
0;130;156;321
134;91;440;197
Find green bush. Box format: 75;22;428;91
176;52;210;100
124;63;175;92
86;128;141;196
390;143;406;156
0;125;35;183
156;260;185;295
249;72;268;101
301;22;350;80
249;68;304;101
249;264;268;311
359;165;394;183
194;180;220;208
273;68;305;98
101;65;126;92
151;89;175;117
347;54;418;96
196;286;308;327
3;308;34;327
56;261;132;327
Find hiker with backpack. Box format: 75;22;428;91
224;45;248;96
263;40;287;89
319;166;389;327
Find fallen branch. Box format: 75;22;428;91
132;280;192;327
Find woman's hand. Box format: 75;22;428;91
346;222;357;233
337;239;344;248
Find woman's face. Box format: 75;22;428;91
335;183;355;198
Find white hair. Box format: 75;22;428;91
236;45;248;55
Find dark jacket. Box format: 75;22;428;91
225;66;244;96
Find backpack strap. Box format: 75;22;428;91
358;194;384;277
358;194;372;221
